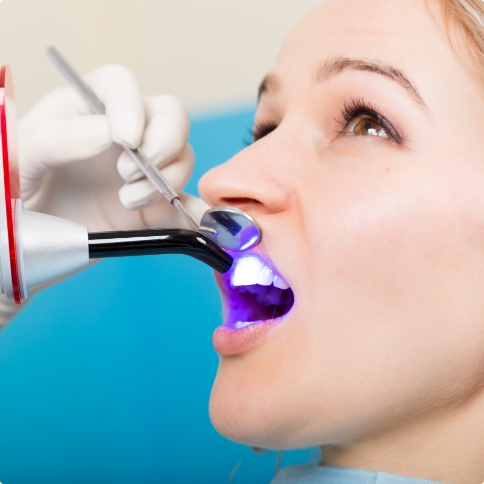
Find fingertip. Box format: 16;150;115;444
88;64;145;149
110;110;143;149
141;95;190;166
179;193;210;225
117;151;141;183
119;180;162;211
157;145;194;189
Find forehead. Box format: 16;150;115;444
261;0;484;118
273;0;458;87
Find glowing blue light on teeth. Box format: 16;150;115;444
231;256;264;286
258;266;273;286
231;255;290;289
273;274;290;290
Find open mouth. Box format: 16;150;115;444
219;255;295;329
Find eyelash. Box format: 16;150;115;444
339;98;403;144
246;98;403;145
245;122;277;145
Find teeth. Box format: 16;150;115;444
273;275;290;290
257;266;273;286
231;257;264;287
234;321;255;329
230;256;290;290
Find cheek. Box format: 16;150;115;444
298;165;484;424
209;160;484;449
311;168;484;326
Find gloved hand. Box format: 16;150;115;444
0;64;208;326
19;63;208;229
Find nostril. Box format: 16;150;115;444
221;197;262;206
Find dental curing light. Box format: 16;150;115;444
47;47;262;252
0;65;232;305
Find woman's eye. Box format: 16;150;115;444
347;116;388;138
252;122;277;142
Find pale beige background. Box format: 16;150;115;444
0;0;324;116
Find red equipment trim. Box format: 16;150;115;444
0;66;22;305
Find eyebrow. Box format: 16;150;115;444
258;56;428;109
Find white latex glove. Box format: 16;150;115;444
0;64;208;326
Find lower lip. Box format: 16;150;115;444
212;318;285;356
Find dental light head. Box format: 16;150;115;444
0;65;234;305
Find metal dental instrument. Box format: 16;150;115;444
46;47;262;252
0;64;233;306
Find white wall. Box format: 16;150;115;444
0;0;324;116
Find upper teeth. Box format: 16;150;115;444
231;256;289;289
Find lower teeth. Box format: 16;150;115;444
233;321;257;329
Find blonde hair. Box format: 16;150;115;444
436;0;484;82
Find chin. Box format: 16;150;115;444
208;356;325;449
209;390;281;448
208;370;265;446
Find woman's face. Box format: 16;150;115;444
199;0;484;450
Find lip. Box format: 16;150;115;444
212;247;294;356
212;317;287;356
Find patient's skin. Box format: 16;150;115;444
199;1;484;483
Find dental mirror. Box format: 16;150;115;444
200;206;261;251
47;47;262;252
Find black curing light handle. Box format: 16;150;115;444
88;228;233;274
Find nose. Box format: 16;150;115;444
198;137;293;217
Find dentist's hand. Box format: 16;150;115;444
18;63;208;231
0;64;209;327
